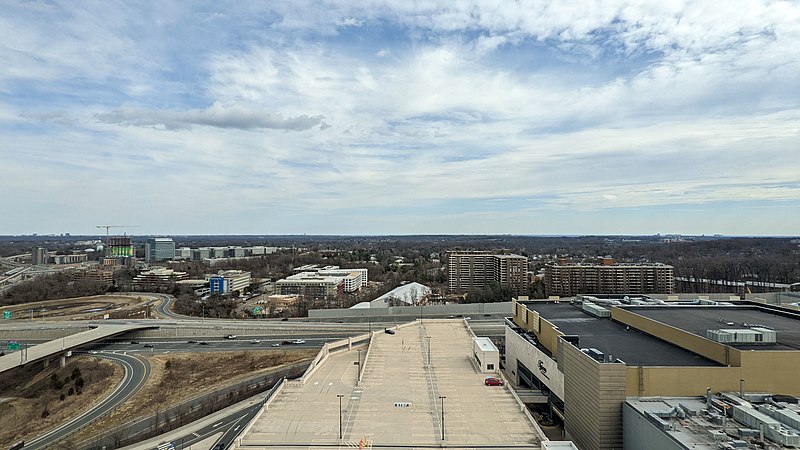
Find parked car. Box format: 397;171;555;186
484;377;504;386
384;329;396;335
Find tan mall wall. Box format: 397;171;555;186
513;302;564;355
539;317;564;355
611;307;731;365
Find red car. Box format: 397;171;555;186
484;377;504;386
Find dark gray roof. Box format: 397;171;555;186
626;304;800;351
521;302;721;367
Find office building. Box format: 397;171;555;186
145;237;175;262
275;274;344;298
544;260;674;296
291;265;369;290
52;254;88;264
506;297;800;450
447;251;529;295
208;270;252;294
133;268;188;290
276;266;368;299
106;236;134;258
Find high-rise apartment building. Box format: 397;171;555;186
145;237;175;262
447;251;529;295
544;261;674;296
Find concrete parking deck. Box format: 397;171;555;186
239;320;543;449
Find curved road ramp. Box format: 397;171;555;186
233;320;548;450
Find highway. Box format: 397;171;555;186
25;352;151;449
183;403;261;450
85;337;329;354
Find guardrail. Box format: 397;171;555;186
500;372;550;442
230;377;287;449
292;333;371;385
77;363;307;450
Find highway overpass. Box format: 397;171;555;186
0;323;158;374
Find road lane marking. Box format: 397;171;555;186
213;422;223;428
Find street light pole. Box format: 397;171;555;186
357;349;362;384
426;336;431;365
439;396;446;440
337;394;344;439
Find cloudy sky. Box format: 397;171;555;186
2;1;799;236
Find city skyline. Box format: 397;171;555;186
2;1;799;236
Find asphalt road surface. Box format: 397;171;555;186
85;337;328;354
162;403;262;450
24;352;150;449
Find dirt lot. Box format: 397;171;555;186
0;355;122;445
2;294;159;321
69;349;317;445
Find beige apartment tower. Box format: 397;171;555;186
447;251;529;295
545;261;674;296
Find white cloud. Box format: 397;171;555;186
1;1;799;234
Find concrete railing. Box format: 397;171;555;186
293;333;371;385
501;372;550;441
232;377;286;449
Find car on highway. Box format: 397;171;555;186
89;350;99;354
384;329;396;334
484;377;504;386
198;341;209;345
130;340;139;344
271;343;280;347
250;339;261;344
187;340;197;344
226;334;237;339
143;343;154;348
281;340;294;345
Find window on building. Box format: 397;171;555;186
487;364;494;370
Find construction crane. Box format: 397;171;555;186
96;225;141;240
96;225;141;258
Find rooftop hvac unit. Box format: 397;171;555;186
706;328;777;345
751;327;777;343
708;429;727;441
766;426;800;447
647;412;673;431
582;301;611;318
733;404;780;430
587;348;604;362
757;404;800;431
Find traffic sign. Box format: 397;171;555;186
7;341;20;351
2;310;11;320
253;306;263;314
